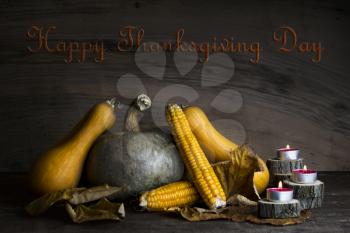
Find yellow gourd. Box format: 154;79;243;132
183;106;269;194
28;99;117;195
254;158;269;194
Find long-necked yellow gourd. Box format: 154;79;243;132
183;106;269;194
28;99;117;195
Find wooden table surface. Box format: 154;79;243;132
1;172;349;233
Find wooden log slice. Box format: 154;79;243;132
266;158;303;174
258;199;301;219
298;197;323;209
268;173;291;187
283;180;324;209
283;180;324;198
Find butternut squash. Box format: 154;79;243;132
28;99;117;195
183;106;269;194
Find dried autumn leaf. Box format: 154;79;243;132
25;187;86;216
25;185;125;223
212;145;261;200
228;193;258;207
179;194;257;222
68;185;125;205
179;194;310;225
246;210;312;225
65;198;125;223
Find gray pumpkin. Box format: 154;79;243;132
86;94;184;199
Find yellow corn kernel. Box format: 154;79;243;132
139;181;199;211
166;104;226;209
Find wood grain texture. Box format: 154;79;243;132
267;158;304;174
298;197;323;210
0;172;348;233
284;180;324;198
0;0;350;171
284;180;324;209
258;199;301;219
269;173;292;187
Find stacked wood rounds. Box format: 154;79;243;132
259;145;325;218
266;158;303;187
283;180;324;209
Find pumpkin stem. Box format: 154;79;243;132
124;94;152;132
106;97;121;109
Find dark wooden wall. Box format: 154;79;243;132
0;0;349;171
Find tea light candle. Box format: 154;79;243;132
277;144;300;160
291;165;317;184
266;181;293;202
259;181;301;218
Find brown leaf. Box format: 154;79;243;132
179;194;257;222
65;198;125;223
227;194;258;207
68;185;125;205
212;145;261;200
179;194;310;225
25;185;124;220
25;187;85;216
246;210;312;226
180;206;230;221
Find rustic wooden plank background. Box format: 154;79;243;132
0;0;349;171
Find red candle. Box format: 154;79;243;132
292;165;317;183
266;181;293;202
277;144;300;160
277;144;296;151
293;169;316;174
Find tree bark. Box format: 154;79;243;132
266;158;303;174
283;180;324;209
269;173;291;187
258;199;301;219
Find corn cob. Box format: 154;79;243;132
140;181;199;211
166;104;226;209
